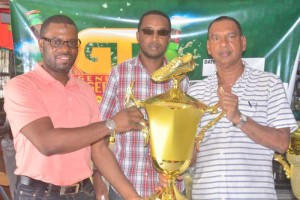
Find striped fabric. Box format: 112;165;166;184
188;64;297;200
99;55;189;197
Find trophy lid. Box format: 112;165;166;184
144;87;207;110
144;53;207;110
151;53;195;82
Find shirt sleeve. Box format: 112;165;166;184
99;67;118;121
267;75;298;132
4;77;48;136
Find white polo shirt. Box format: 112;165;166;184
188;65;297;199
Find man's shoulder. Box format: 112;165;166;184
4;71;40;102
247;67;281;82
115;57;138;68
189;76;212;87
108;57;139;78
6;71;36;87
188;76;212;97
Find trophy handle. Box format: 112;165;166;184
125;81;144;108
120;81;150;146
195;101;225;151
140;122;150;146
273;153;291;179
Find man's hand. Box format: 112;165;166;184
92;172;109;200
156;174;168;191
218;89;240;124
112;106;148;132
156;174;183;191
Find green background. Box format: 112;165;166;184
10;0;300;83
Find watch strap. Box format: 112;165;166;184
234;113;247;129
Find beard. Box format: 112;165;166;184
43;57;75;74
139;47;166;60
138;40;169;60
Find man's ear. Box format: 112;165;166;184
206;41;211;55
38;38;43;53
241;35;246;52
136;31;140;43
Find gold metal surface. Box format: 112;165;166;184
289;129;300;155
274;128;300;199
273;154;291;179
151;53;195;82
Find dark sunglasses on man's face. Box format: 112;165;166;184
139;28;170;36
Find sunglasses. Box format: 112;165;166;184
139;28;170;36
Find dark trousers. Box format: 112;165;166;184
14;176;96;200
109;186;123;200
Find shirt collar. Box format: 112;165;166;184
34;63;77;87
211;61;251;90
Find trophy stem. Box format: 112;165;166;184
147;177;187;200
173;78;179;89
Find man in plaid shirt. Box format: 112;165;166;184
96;10;189;199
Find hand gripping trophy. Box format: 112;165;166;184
274;128;300;199
110;53;225;200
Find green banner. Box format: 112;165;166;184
10;0;300;102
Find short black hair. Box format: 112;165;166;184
207;16;243;38
40;15;77;37
137;10;171;31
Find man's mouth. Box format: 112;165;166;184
219;51;231;57
57;55;70;60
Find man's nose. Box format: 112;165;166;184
151;32;160;40
219;36;229;46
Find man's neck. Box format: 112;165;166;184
217;63;244;86
139;54;164;74
41;64;70;86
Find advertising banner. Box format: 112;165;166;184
9;0;300;103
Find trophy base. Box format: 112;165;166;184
146;184;187;200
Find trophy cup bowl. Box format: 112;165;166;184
274;128;300;199
145;102;203;200
123;53;225;200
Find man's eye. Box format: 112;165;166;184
51;40;62;45
157;29;170;36
69;41;77;46
143;29;154;35
227;34;236;40
211;36;219;41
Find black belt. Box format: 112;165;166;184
17;175;91;195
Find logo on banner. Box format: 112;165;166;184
73;28;138;102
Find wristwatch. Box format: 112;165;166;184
105;119;116;134
234;113;247;129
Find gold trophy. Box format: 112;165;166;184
118;53;225;200
274;128;300;199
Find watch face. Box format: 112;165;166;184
235;114;247;129
106;119;116;130
241;114;247;122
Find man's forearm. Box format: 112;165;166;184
91;141;141;199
